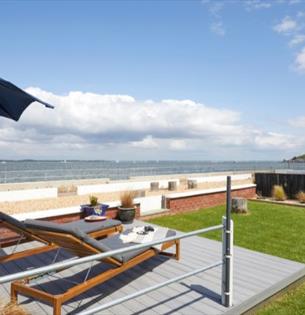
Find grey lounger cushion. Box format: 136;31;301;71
63;219;121;234
24;218;121;239
25;218;175;263
83;229;176;263
24;219;85;240
0;211;27;232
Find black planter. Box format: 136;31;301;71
118;207;136;223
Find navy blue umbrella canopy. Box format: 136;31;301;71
0;78;54;121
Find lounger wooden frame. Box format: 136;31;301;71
11;228;180;315
0;220;123;263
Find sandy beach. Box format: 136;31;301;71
0;177;253;215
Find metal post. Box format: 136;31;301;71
222;176;233;307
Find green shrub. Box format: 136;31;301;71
272;185;287;201
89;195;98;206
296;191;305;203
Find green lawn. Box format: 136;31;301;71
258;281;305;315
148;201;305;314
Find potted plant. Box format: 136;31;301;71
118;191;136;223
81;195;108;217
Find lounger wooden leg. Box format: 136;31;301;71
11;283;18;303
175;240;180;260
159;239;181;260
54;299;62;315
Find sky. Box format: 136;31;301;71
1;0;305;160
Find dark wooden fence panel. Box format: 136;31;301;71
255;172;305;198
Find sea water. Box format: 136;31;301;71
0;160;303;184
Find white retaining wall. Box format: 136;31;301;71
0;188;57;203
77;179;179;196
136;195;163;214
13;196;162;220
188;173;252;184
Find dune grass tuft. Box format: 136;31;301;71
0;303;29;315
272;185;287;201
296;191;305;203
120;191;135;208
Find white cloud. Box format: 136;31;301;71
169;139;187;151
289;34;305;46
254;132;301;149
295;46;305;72
297;11;305;17
289;0;301;5
244;0;302;10
22;88;243;140
289;115;305;127
130;135;159;149
204;1;300;38
202;0;226;36
210;21;226;36
208;1;224;17
244;0;272;10
273;12;305;72
274;16;297;34
0;87;301;159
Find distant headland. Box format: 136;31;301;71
285;154;305;162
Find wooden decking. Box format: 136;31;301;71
0;222;304;315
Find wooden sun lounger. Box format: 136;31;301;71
0;212;123;263
11;226;180;315
0;215;57;263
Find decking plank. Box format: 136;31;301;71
0;221;304;315
122;264;208;314
186;236;302;272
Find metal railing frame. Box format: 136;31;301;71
78;261;224;315
0;164;285;183
0;224;223;284
0;176;234;314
